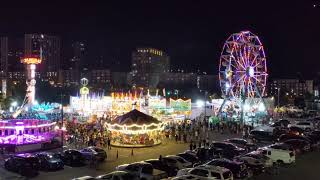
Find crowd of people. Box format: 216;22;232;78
164;117;254;148
63;120;112;150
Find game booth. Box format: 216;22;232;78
106;109;163;147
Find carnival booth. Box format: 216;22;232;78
106;109;163;147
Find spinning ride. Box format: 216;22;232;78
106;109;163;147
218;31;268;122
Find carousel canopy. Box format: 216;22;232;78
111;109;161;125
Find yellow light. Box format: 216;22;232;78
21;57;42;64
106;122;163;135
80;87;89;95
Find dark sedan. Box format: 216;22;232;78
210;142;246;158
278;134;312;143
283;139;311;153
249;130;275;142
35;152;64;171
224;138;257;151
177;152;199;165
58;149;85;166
145;159;178;176
4;154;40;177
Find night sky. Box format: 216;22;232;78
0;1;319;78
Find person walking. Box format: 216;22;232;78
190;142;193;151
107;137;111;150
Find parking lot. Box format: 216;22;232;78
1;119;320;180
0;131;241;180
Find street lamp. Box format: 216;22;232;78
11;101;17;107
277;87;280;107
11;101;18;111
196;100;204;107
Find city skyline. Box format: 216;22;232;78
0;1;319;78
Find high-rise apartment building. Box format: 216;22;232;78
25;34;61;81
131;48;170;88
0;37;8;79
270;79;314;97
71;41;85;71
0;37;24;97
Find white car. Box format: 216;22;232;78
258;147;295;164
96;171;139;180
162;155;192;170
177;165;233;180
289;121;314;131
116;162;168;180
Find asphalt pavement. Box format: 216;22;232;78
1;130;319;180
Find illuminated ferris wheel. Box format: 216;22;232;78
219;31;268;100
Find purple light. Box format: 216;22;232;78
0;134;50;145
0;119;57;145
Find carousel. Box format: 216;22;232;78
106;109;163;147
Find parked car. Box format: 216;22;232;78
283;139;311;153
271;119;291;128
192;147;216;162
234;156;265;175
210;142;246;158
58;149;85;166
249;130;275;142
242;151;273;168
162;155;192;170
177;165;233;180
258;147;295;165
35;152;64;171
96;171;139;180
71;176;96;180
289;121;314;131
145;159;178;176
288;126;304;135
116;162;168;180
4;154;40;177
224;138;257;151
177;152;200;165
308;130;320;140
273;127;288;139
278;134;312;143
265;143;294;152
80;146;107;162
205;158;249;179
171;175;200;180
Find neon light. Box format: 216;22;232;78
20;57;42;64
1;122;56;129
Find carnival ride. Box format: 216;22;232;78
0;119;56;145
105;109;163;147
218;31;268;122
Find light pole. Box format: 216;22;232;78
60;93;64;149
204;91;208;122
277;87;280;107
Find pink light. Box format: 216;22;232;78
0;134;52;145
1;122;56;129
16;122;24;125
